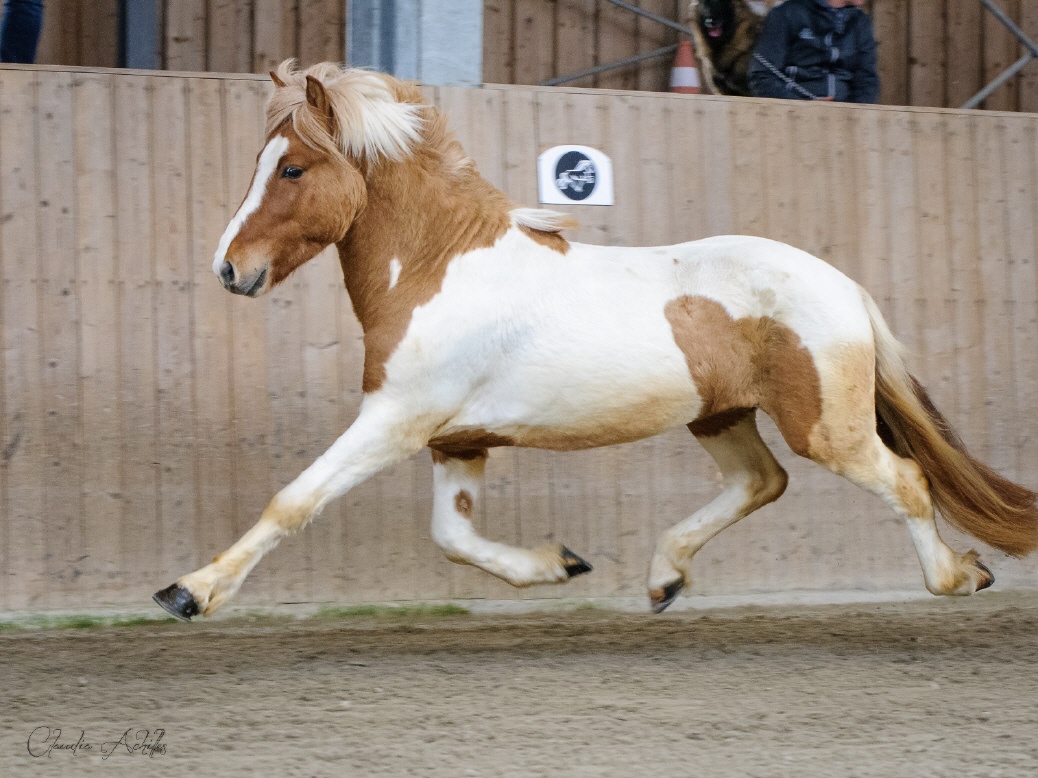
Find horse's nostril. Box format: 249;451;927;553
219;261;236;286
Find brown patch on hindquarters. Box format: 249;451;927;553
519;224;570;254
454;490;474;518
665;295;823;455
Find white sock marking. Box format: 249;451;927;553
212;135;290;275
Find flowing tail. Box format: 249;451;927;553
860;288;1038;557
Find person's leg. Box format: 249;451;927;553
0;0;45;64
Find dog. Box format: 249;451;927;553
688;0;769;96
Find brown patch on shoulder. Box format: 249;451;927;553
688;407;754;438
454;490;474;518
338;103;515;394
665;295;823;456
519;224;570;255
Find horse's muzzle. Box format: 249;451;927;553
223;266;268;297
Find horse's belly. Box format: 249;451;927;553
431;371;699;452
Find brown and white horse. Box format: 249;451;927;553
154;62;1037;620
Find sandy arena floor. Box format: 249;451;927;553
2;593;1037;777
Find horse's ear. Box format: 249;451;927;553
270;70;287;88
305;75;335;133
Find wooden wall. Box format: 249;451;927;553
35;0;346;73
1;65;1037;613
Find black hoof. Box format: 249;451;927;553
975;561;995;591
152;583;200;622
560;546;593;578
650;580;683;614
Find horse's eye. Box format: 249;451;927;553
282;166;304;180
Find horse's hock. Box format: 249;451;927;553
0;64;1036;613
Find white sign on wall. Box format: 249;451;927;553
537;145;614;206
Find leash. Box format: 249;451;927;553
752;53;831;100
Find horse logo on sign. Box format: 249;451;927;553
555;152;597;200
538;145;614;206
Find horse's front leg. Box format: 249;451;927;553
153;405;425;620
430;449;593;586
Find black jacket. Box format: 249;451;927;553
747;0;879;103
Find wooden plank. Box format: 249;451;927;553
34;71;82;607
695;98;734;235
209;0;255;73
1000;116;1037;481
944;114;987;457
72;72;122;601
667;95;708;242
253;0;299;73
872;0;909;105
80;0;120;68
911;112;956;427
0;70;45;609
761;103;800;246
947;0;984;108
513;0;555;85
483;0;514;84
149;75;198;585
113;74;161;597
908;0;946;108
555;0;596;88
186;77;237;591
973;116;1016;472
794;103;836;257
881;110;918;343
596;0;639;90
165;0;209;71
299;0;345;66
982;0;1020;111
637;0;677;92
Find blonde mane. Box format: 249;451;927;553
267;60;426;163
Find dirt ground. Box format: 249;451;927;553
2;594;1037;778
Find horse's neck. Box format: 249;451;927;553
337;152;513;335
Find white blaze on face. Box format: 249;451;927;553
388;258;402;290
212;135;290;275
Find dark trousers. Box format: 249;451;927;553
0;0;44;63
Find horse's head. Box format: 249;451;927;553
213;63;424;297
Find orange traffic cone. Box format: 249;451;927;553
670;38;701;95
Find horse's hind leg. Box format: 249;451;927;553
430;449;593;586
779;347;994;597
648;409;788;612
811;431;994;596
